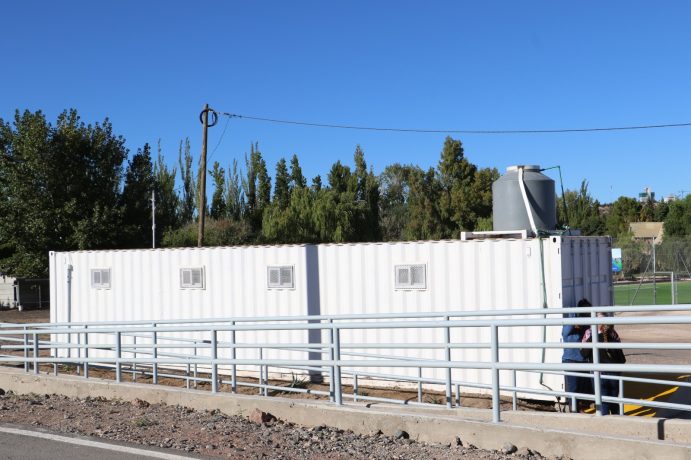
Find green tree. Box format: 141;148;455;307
311;175;323;191
209;161;226;219
225;159;244;220
639;199;655;222
153;140;180;238
654;201;669;222
121;143;155;248
404;167;444;240
664;195;691;237
432;137;495;235
0;109;126;276
558;180;604;235
327;161;351;194
604;196;640;237
273;158;290;210
178;138;196;224
290;154;306;189
379;164;416;241
242;143;271;235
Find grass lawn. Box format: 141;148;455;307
614;280;691;305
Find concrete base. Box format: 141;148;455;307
1;368;690;460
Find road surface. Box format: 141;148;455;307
0;425;198;460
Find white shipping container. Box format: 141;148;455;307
49;236;612;396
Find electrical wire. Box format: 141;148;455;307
207;115;231;163
216;111;691;135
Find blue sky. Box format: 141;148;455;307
1;1;689;203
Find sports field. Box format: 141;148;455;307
614;280;691;305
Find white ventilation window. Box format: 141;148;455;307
267;266;294;289
180;267;205;289
91;268;111;289
395;264;427;290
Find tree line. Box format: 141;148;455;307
1;109;689;278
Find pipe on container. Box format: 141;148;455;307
517;167;538;236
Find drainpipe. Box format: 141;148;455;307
517;166;538;237
66;264;73;358
518;167;553;392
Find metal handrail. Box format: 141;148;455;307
1;304;690;423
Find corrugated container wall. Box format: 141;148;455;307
49;236;612;395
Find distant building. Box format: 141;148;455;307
629;222;664;242
638;187;655;203
0;276;49;309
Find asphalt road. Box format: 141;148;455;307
0;426;197;460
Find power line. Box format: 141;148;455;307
216;111;691;135
207;114;231;163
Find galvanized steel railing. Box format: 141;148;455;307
1;304;690;423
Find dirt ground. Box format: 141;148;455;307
0;308;50;324
0;391;548;460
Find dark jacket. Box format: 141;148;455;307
581;327;626;364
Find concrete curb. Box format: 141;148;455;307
1;368;690;460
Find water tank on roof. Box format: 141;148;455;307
492;165;556;236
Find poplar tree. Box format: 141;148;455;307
178;138;196;223
121;143;155;247
290;154;306;189
153;140;180;238
273;158;290;210
209;161;227;219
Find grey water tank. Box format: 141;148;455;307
492;165;556;235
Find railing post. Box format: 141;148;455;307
417;367;423;403
332;326;342;406
618;376;625;415
23;327;28;373
353;373;359;402
76;330;81;375
444;315;453;408
193;343;198;389
186;360;191;389
211;329;218;393
591;313;602;416
32;332;39;375
132;334;136;382
491;324;501;423
258;347;263;395
152;323;158;384
230;321;237;394
83;327;89;379
51;325;58;376
328;319;334;402
512;369;517;411
115;332;122;383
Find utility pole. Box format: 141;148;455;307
151;189;156;249
198;103;210;247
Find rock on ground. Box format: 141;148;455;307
0;390;553;459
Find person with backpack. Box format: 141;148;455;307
581;312;626;415
561;298;594;412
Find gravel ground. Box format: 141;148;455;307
0;390;558;460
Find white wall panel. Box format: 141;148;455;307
49;237;612;397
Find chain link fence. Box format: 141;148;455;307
612;236;691;305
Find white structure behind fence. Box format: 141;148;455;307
48;236;612;396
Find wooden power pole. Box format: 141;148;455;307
198;103;209;247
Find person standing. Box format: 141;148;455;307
561;298;593;412
581;312;626;415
